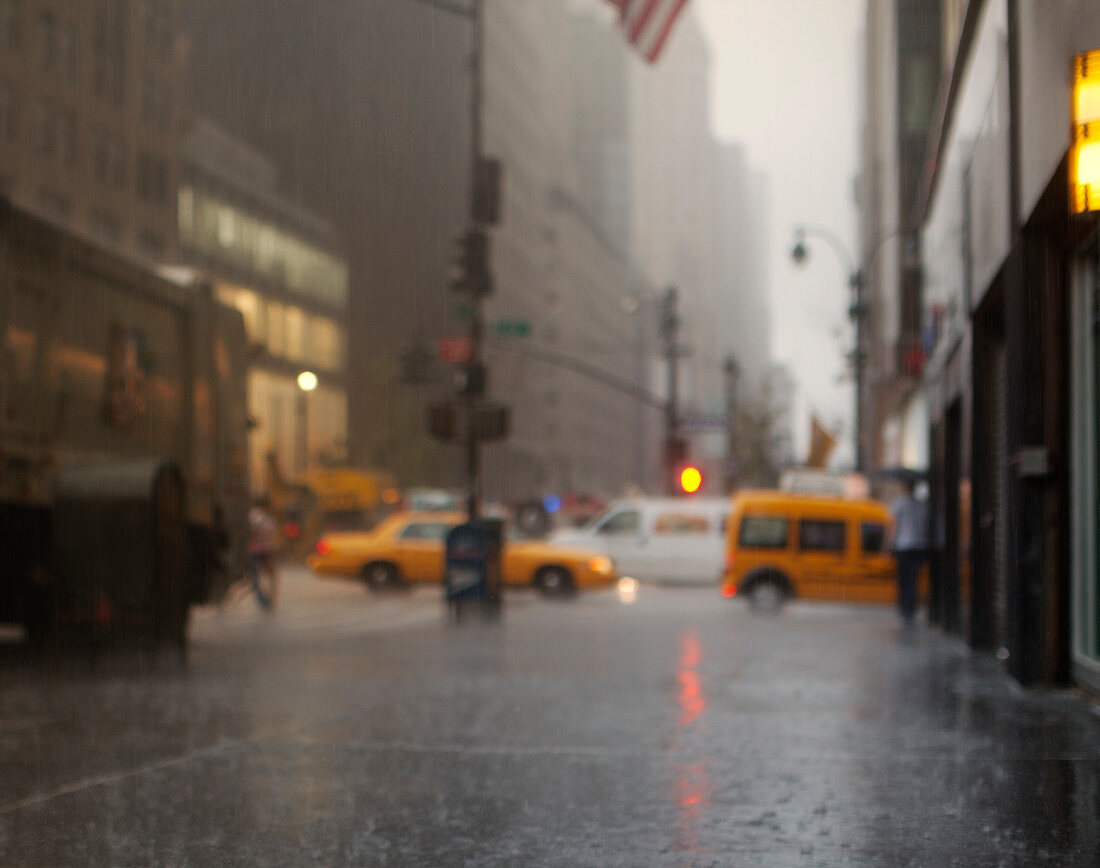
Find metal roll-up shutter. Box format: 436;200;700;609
991;340;1009;654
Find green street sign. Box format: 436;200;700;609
495;319;532;337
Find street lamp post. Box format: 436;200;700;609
790;224;911;474
297;370;318;473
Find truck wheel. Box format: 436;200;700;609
362;562;402;592
534;565;574;598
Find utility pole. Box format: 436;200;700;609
850;270;868;475
465;0;484;520
416;0;507;520
724;354;740;491
660;286;683;495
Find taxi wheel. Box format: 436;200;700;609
362;561;402;592
534;565;574;598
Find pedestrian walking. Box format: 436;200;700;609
246;498;279;610
890;479;928;627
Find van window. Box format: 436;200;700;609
738;515;788;548
799;519;846;552
861;522;886;553
654;512;709;535
596;510;640;536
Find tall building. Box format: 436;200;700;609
858;0;942;473
479;0;659;500
180;0;470;484
182;0;664;501
0;0;179;261
177;117;348;490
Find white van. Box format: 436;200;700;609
548;497;730;584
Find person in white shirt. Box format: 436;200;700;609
890;480;928;626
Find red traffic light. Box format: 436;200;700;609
679;466;703;494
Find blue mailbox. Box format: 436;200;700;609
444;519;503;616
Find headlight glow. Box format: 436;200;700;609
588;555;613;575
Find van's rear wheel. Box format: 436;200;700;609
748;579;786;613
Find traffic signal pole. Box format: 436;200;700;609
466;0;484;520
661;286;682;495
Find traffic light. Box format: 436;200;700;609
679;465;703;495
453;361;487;396
451;228;492;296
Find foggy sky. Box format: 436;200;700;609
695;0;863;464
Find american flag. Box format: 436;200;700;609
607;0;692;64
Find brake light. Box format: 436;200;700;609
315;539;331;555
721;585;737;598
283;521;301;540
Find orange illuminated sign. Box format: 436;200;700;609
1073;50;1100;213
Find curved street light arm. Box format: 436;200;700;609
792;223;857;285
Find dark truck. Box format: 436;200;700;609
0;198;250;650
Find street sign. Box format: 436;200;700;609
495;319;531;337
679;412;728;432
437;336;473;363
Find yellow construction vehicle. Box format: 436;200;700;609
265;454;400;556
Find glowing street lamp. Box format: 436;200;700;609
297;371;318;471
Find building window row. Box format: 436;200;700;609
216;283;346;373
179;186;349;308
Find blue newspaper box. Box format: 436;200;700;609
444;519;503;615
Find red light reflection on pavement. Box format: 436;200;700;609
678;632;706;727
670;631;712;856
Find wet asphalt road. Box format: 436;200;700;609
1;568;1098;867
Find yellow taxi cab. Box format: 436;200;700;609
722;490;899;609
307;511;617;596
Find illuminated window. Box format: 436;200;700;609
284;306;305;361
266;302;285;355
217;206;236;247
310;317;343;370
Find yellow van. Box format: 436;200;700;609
722;490;897;609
